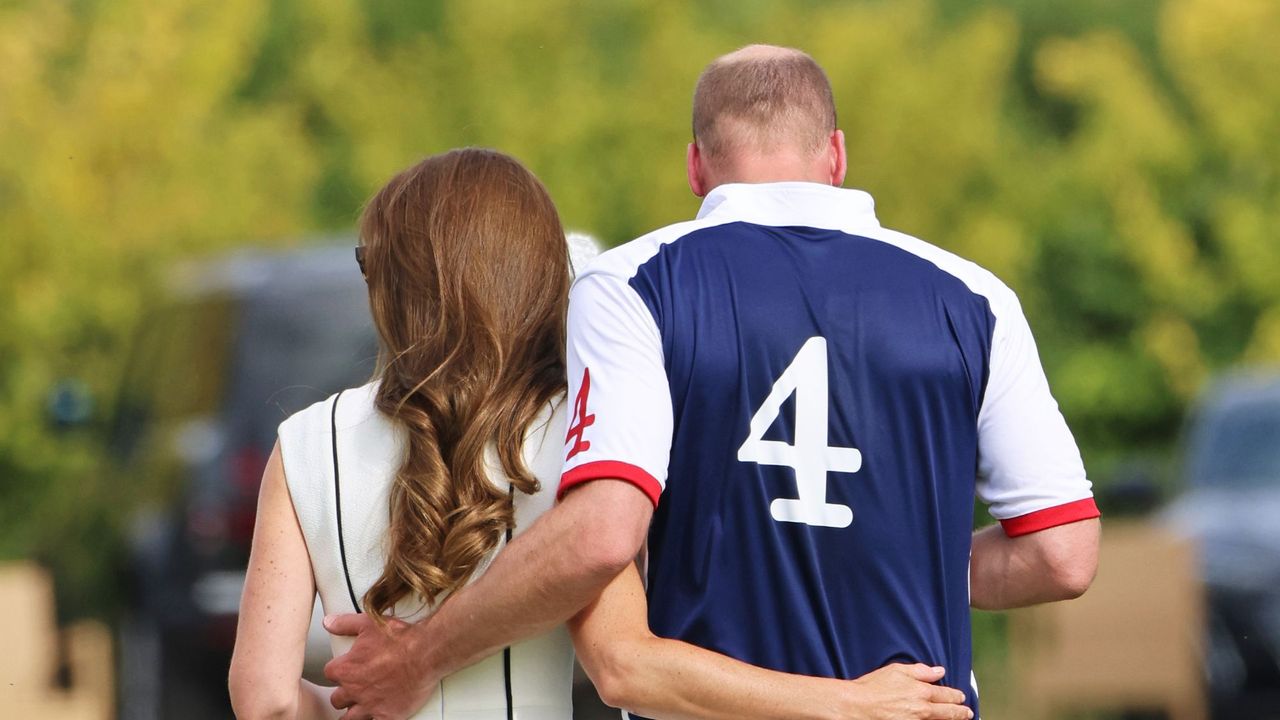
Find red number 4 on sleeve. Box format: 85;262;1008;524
565;367;595;461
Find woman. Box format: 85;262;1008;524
228;148;970;720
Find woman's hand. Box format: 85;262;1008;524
836;663;972;720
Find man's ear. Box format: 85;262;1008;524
829;129;847;187
687;142;708;198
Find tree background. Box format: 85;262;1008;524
1;0;1277;706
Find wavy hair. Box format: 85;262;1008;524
357;148;569;617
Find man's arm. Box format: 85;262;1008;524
969;517;1099;611
323;479;653;719
970;284;1100;612
572;564;973;720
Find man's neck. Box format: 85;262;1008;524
706;154;835;190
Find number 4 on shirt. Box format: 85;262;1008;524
737;336;862;529
566;367;595;461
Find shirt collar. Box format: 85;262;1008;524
694;182;880;231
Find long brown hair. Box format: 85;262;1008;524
357;148;569;617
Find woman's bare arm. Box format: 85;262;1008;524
229;441;337;720
570;565;972;720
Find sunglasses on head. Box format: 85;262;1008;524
354;246;366;277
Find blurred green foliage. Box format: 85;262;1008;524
1;0;1278;631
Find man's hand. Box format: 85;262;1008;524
844;664;973;720
323;613;435;720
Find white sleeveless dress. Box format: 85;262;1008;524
277;381;574;720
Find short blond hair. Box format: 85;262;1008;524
692;45;837;158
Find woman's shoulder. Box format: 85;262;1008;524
278;381;381;438
276;381;391;472
276;381;400;530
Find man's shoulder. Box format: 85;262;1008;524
864;224;1020;314
578;217;727;282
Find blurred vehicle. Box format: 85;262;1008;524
1161;370;1280;716
111;242;377;719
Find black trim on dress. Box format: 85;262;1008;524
504;483;515;720
330;391;362;613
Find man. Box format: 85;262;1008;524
325;45;1100;719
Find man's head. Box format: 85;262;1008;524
687;44;846;196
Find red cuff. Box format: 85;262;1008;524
558;461;662;507
1000;497;1101;537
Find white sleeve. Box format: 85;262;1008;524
556;272;672;506
976;289;1099;536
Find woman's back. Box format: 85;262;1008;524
278;382;573;720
